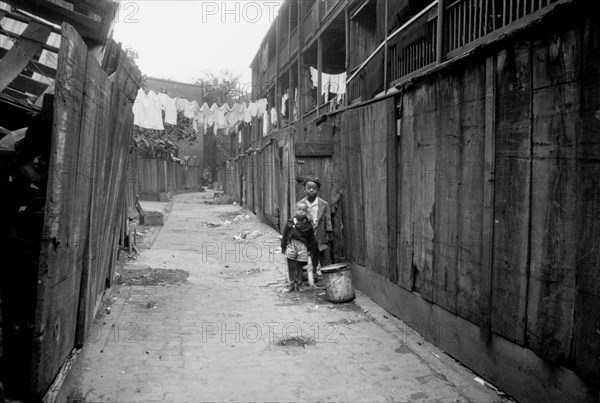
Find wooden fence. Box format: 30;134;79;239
17;25;140;398
226;6;599;402
137;158;203;201
341;13;599;402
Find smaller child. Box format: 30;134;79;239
281;206;318;293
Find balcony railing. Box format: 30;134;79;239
348;0;564;102
320;0;343;22
302;2;318;44
290;27;299;56
279;38;289;67
389;5;438;85
268;58;276;82
445;0;558;56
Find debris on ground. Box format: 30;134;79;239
116;268;189;286
276;336;316;348
204;194;236;205
246;229;263;239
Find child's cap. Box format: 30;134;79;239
303;177;321;189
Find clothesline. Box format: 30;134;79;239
132;88;270;133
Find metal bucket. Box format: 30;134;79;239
321;263;355;303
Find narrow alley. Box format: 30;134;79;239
66;192;505;402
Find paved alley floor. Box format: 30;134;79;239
67;192;507;402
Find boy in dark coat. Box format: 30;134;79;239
281;205;318;292
298;177;333;280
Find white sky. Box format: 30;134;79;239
113;0;282;86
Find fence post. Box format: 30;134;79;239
436;0;445;64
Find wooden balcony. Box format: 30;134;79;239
444;0;559;58
348;0;566;102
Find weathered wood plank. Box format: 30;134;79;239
527;29;580;362
398;91;415;290
0;21;51;93
387;99;398;284
412;79;436;301
572;18;600;384
490;40;532;345
359;99;392;277
456;62;486;326
9;74;49;96
295;142;333;157
32;23;86;395
480;55;496;342
341;108;365;264
76;54;112;346
433;73;460;313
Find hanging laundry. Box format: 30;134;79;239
212;103;228;128
242;102;252;123
158;93;178;125
226;103;245;126
293;89;299;120
248;101;260;118
182;100;198;119
262;110;270;136
257;98;269;116
175;97;186;112
270;107;277;128
281;92;289;117
199;102;211;131
133;89;164;130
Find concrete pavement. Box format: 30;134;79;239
66;192;508;402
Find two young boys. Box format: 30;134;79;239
281;177;332;292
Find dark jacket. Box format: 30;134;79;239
281;218;318;256
298;196;332;249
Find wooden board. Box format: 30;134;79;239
31;23;87;395
527;29;579;362
295;142;334;157
433;73;460;313
397;91;415;290
490;40;532;346
0;21;51;93
340;108;365;264
76;53;112;346
358;99;393;277
572;18;600;384
457;62;486;325
411;79;437;301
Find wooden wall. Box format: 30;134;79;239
137;158;203;200
27;24;142;398
221;10;598;402
340;14;600;401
